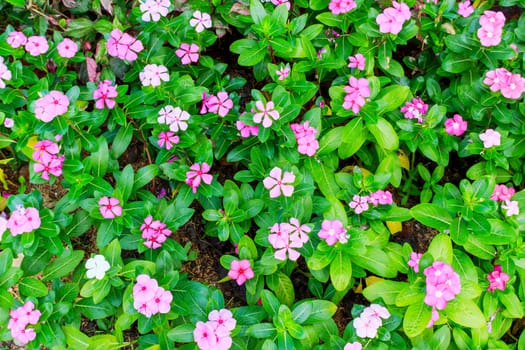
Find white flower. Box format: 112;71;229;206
502;200;519;216
139;64;169;87
85;254;110;280
189;11;212;33
139;0;170;22
0;57;12;89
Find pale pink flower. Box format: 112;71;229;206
98;196;123;219
272;229;303;261
268;223;293;248
106;29;144;62
291;121;318;156
176;43;200;65
93;80;118;109
288;217;310;244
8;302;41;345
157;131;179;150
236;120;259;138
208;309;237;336
376;7;404;35
206;92;233;117
349;194;370;214
477;24;503;47
458;1;474;18
33;154;64;180
368;190;393;206
141;218;171;249
186;162;213;193
190;11;212;33
479;10;506;28
228;259;254;285
353;314;381;338
423;261;461;310
347;53;366;70
6;206;41;236
24;36;48;56
407;252;422;273
151;287;173;314
328;0;357;15
194;321;218;349
158;106;190;132
32;140;59;162
479;129;501;148
56;38;78;58
263;167;295;198
34;90;70;122
487;265;510;292
253;101;280;128
363;304;390;320
490;184;515;201
444;114;467;136
502;200;519;217
276;64;290;80
344;342;362;350
0;56;12;89
139;64;169;87
424;283;456;310
271;0;291;10
318;219;348;246
133;274;158;302
4;118;13;128
483;68;511;92
6;31;27;48
500;73;525;99
140;0;170;22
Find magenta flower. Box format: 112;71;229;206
479;129;501;148
139;64;170;87
32;140;59;162
458;1;474;18
276;64;290;80
56;38;78;58
33;154;64;181
500;73;525;99
487;265;510;292
176;43;200;65
444;114;467;136
106;29;144;62
0;57;12;89
6;206;41;236
491;184;515;202
479;10;506;28
190;11;212;33
318;219;348;246
34;90;70;122
7;31;27;48
98;196;123;219
349;194;370;214
157;131;179;150
93;80;118;109
132;275;172;317
407;252;422;273
140;0;170;22
477;24;503;47
141;216;172;249
263;167;295;198
400;97;428;123
343;76;370;113
483;68;511;92
423;261;461;310
205;92;233;117
253;101;280;128
186;162;213;193
236;120;259;138
328;0;357;15
228;259;254;285
151;287;173;314
347;53;366;71
291;121;318;157
24;35;49;56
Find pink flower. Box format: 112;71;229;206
98;196;123;219
343;77;370;113
477;24;502;47
423;261;461;310
157;131;179;150
426;307;440;328
228;259;254;285
190;10;212;33
328;0;357;15
376;6;405;35
490;184;515;201
106;29;144;62
401;97;428;123
444;114;467;136
425;283;456;310
291;121;318;157
56;38;78;58
0;56;12;89
487;265;510;292
139;64;170;87
263;167;295;198
176;43;200;65
32;140;59;162
186;162;213;193
271;0;291;10
318;219;348;246
158;105;190;132
479;129;501;148
7;31;27;48
133;274;158;302
502;200;519;217
347;53;366;71
33;154;64;180
141;216;172;249
194;321;218;349
140;0;170;22
288;217;310;244
458;1;474;18
151;287;173;314
500;73;525;99
270;227;303;261
8;302;41;345
363;304;390;320
408;252;422;273
236;120;259;138
344;342;362;350
34;90;70;122
276;64;290;80
208;309;237;336
93;80;118;109
479;10;506;28
205;92;233;117
253;101;280;128
349;194;370;214
6;206;41;236
4;118;13;128
353;314;381;338
25;36;48;56
368;190;393;206
483;68;511;92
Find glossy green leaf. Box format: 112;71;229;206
42;250;84;281
330;250;352;291
403;301;431;338
411;203;452;231
367;117;399;151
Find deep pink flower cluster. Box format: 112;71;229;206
268;218;310;261
353;304;390;339
483;67;525;99
444;114;468;136
487;265;510;293
6;205;41;236
349;190;393;214
193;309;237;350
7;31;48;56
201;92;233;117
8;301;41;345
400;97;428;123
228;259;254;285
290;121;319;157
424;261;461;327
328;0;356;15
133;274;173;317
186;162;213;193
93;80;118;109
376;1;411;35
32;140;64;181
491;184;515;202
318;219;349;246
34;90;70;122
477;10;505;47
106;29;144;62
140;215;172;249
343;76;370;113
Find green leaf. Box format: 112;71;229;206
395;282;425;307
367;117;399;151
307;246;336;271
167;323;195;342
427;234;453;265
351;246;398;278
89;137;109;177
111;124;133;159
133;164;159;191
63;326;90;350
429;325;451;349
316;12;345;29
64;18;95;38
42;250;84;281
330;250;352;291
304;158;339;197
403;301;431;338
338;117;367;159
303;300;337;324
267;272;295;306
446;298;485;328
0;249;13;276
75;298;114;320
411;203;452;231
374;85;410;115
441;53;475;73
363;280;407;304
250;0;267;24
246;323;277;338
499;291;524;318
19;277;49;297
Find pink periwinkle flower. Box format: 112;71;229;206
347;53;366;71
423;261;461;310
140;215;172;249
479;10;506;28
8;301;41;345
203;92;233;117
176;43;200;65
34;90;70;122
502;200;519;217
33;154;64;181
93;80;118;109
253;101;280;128
32;140;59;162
158;105;190;132
269;224;303;261
139;64;169;87
408;252;422;273
487;265;510;293
490;184;515;202
276;64;290;81
368;190;393;206
479;129;501;148
6;206;41;236
401;98;428;123
291;121;318;157
4;118;13;128
477;24;503;47
7;31;27;48
228;259;254;286
236;120;259;138
194;321;218;349
426;307;440;328
271;0;291;10
157;131;179;150
98;196;123;219
288;218;311;244
353;304;389;339
106;29;144;62
318;219;349;246
25;36;48;56
0;56;12;89
186;162;213;193
444;114;467;136
343;76;370;113
139;0;170;22
190;11;212;33
56;38;78;58
376;1;411;35
194;309;236;350
208;308;237;337
500;73;525;99
263;167;295;198
328;0;357;15
483;68;511;92
349;195;370;214
132;274;172;317
458;1;474;18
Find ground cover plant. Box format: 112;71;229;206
0;0;524;349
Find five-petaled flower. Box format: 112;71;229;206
93;80;118;109
106;29;144;62
98;196;123;219
228;259;254;285
479;129;501;148
85;254;111;280
57;38;78;58
190;11;212;33
186;162;213;193
487;265;510;292
253;101;280;128
34;90;70;122
263;167;295;198
176;43;200;65
139;64;170;87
